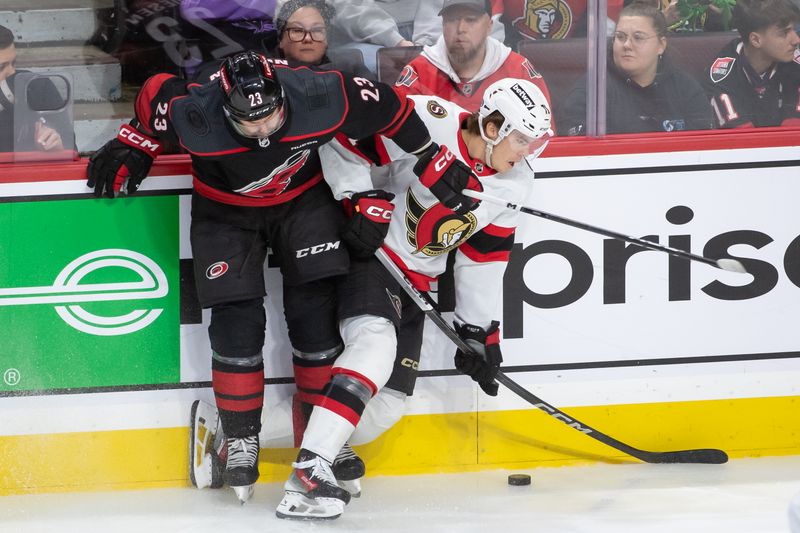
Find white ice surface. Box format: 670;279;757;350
2;456;800;533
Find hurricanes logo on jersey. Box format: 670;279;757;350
427;100;448;118
395;66;419;88
513;0;573;40
405;189;477;256
235;149;310;197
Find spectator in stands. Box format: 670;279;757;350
180;0;415;75
189;0;372;82
274;0;372;78
0;24;69;153
412;0;505;45
501;0;624;48
393;0;552;111
704;0;800;128
559;2;713;135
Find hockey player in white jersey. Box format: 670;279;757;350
274;77;552;519
190;78;552;520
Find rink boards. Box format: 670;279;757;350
1;135;799;494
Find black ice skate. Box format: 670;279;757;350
332;442;365;497
223;434;260;504
275;449;352;520
189;400;225;490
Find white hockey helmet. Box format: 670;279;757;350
478;78;552;162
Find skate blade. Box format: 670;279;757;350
190;400;219;489
339;479;361;499
232;484;254;504
275;491;344;520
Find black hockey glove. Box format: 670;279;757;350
413;143;479;216
86;123;162;198
454;320;502;396
342;189;396;259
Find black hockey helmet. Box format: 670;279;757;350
219;51;284;123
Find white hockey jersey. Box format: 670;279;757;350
320;95;536;328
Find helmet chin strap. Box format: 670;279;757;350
478;119;503;170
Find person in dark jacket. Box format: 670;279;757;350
559;2;713;135
703;0;800;128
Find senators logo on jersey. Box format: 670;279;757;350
512;0;574;40
710;57;736;83
426;100;448;118
405;189;477;256
395;65;419;88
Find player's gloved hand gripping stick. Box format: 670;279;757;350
374;248;729;464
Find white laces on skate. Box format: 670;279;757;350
227;436;258;469
294;456;338;486
334;443;357;464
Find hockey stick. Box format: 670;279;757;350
375;248;728;464
462;189;747;274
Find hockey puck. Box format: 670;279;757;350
507;473;531;486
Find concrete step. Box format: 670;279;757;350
73;99;133;153
16;45;121;102
0;0;112;44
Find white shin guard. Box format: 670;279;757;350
336;315;398;390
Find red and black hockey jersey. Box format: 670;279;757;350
704;39;800;128
132;61;430;206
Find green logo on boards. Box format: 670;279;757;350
0;197;180;391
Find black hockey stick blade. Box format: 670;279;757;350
463;189;748;274
642;449;729;464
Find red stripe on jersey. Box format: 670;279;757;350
459;242;510;263
212;369;264;396
374;136;391;166
332;367;378;397
382;246;438;291
193;172;322;206
378;93;416;138
333;132;373;163
214;395;263;412
318;397;361;427
294;360;335;392
135;73;177;135
482;224;515;238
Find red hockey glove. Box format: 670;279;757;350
86;122;162;198
454;320;502;396
413;143;479;215
342;189;395;258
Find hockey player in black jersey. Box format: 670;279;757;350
704;0;800;128
85;50;473;505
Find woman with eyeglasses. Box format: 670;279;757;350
558;1;713;135
275;0;373;78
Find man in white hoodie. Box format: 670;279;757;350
394;0;551;111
